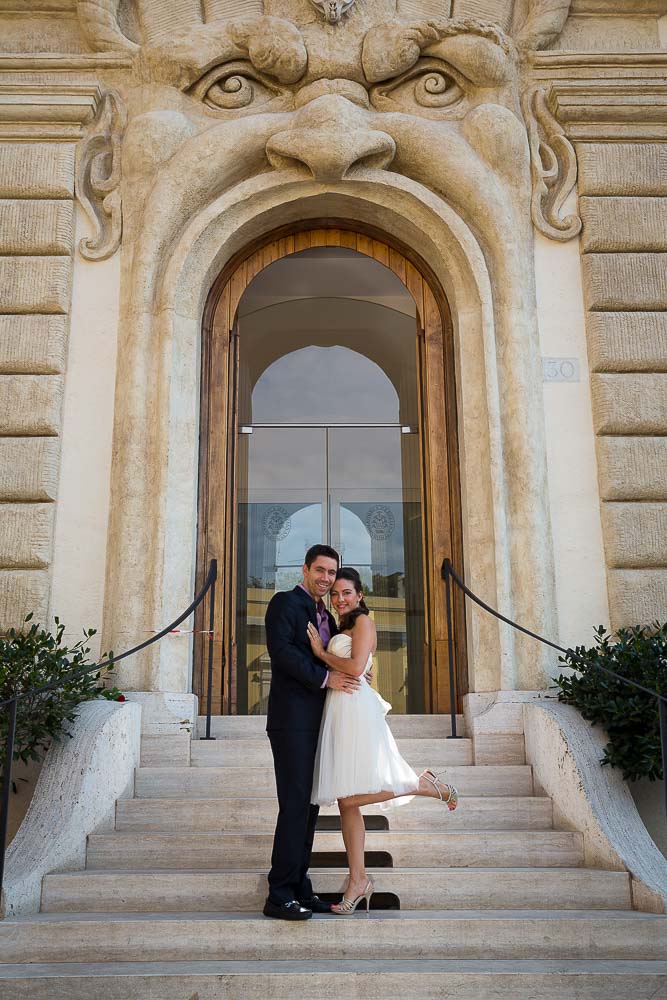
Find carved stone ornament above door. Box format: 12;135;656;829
75;0;579;253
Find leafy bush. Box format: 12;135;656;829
0;615;117;783
554;622;667;782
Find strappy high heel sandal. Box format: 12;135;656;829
331;878;374;916
421;769;458;811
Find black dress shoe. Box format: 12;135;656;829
298;895;332;913
262;898;312;920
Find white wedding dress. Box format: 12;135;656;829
311;632;419;807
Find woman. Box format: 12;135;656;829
307;567;458;916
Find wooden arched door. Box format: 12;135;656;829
195;225;465;715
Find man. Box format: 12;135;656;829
263;543;361;920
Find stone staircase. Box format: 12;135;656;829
1;714;666;998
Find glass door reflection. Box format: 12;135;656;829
235;423;425;715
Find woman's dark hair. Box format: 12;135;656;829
334;567;370;631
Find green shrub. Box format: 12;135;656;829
0;615;117;784
554;622;667;782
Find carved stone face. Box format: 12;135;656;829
123;11;529;226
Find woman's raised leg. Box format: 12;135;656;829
332;801;371;914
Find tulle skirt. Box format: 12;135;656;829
311;680;418;807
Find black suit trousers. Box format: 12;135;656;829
267;729;320;905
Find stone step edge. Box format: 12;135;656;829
2;958;667;978
47;865;613;876
89;829;576;839
6;908;655;923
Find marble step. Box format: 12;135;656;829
41;867;632;914
134;764;533;799
116;795;553;832
196;714;466;740
3;959;667;1000
2;911;666;964
186;737;473;769
86;830;584;870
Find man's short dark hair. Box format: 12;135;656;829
304;544;340;568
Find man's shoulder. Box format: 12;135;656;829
266;588;304;614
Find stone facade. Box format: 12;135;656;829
0;0;665;696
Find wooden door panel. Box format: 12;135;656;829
196;224;466;714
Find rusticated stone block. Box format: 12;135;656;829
0;375;64;435
0;201;74;256
0;143;74;199
0;503;54;569
0;438;59;501
0;569;49;632
601;502;667;569
449;0;512;30
607;569;667;629
577;144;667;196
580;198;667;254
0;316;67;374
556;14;659;51
591;374;667;435
139;0;203;38
587;313;667;373
583;255;667;311
597;436;667;501
0;257;71;314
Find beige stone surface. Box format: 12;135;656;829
602;502;667;569
524;701;667;912
583;254;667;311
0;374;64;435
591;373;667;435
0;256;72;314
41;866;630;913
0;200;74;256
3;701;141;918
0;568;49;630
580;197;667;253
597;436;667;501
555;14;661;50
0;315;67;375
607;569;667;628
0;437;60;502
587;312;667;373
0;503;54;569
577;144;667;197
0;143;75;199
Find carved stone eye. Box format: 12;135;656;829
413;70;462;108
371;60;464;113
189;62;282;112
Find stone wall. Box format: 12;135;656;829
0;143;75;630
577;143;667;627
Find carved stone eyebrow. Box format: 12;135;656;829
138;16;308;89
362;19;514;87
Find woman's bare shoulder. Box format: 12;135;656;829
352;614;375;635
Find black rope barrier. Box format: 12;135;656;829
0;559;217;903
441;558;667;826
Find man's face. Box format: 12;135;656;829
302;556;338;600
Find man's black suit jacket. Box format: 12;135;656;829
265;586;337;733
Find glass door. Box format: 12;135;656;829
235;419;426;715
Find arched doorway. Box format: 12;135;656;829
195;225;465;715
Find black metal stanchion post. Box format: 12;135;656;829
0;697;18;905
442;559;459;740
659;697;667;829
203;559;217;741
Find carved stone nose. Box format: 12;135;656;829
266;95;395;182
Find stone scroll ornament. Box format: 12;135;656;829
75;90;126;261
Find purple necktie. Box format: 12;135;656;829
316;600;331;649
